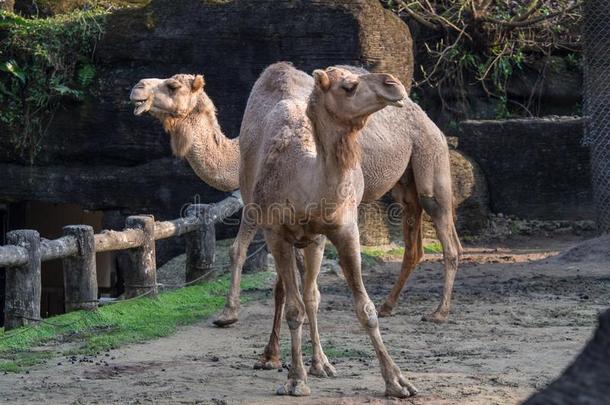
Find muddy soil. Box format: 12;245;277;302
1;236;608;404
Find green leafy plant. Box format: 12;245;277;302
385;0;582;120
0;9;107;163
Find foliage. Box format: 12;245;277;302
0;8;107;162
0;271;274;372
385;0;582;119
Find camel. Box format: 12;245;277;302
131;74;240;191
229;62;415;397
130;64;462;372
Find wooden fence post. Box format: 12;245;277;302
4;230;41;330
63;225;98;312
185;204;216;283
124;215;157;299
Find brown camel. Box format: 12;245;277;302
130;64;462;373
234;62;415;397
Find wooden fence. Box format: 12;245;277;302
0;192;244;331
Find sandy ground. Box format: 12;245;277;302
1;236;608;404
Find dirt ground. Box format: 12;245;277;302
1;235;608;405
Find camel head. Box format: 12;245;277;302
130;74;205;119
311;67;406;125
130;74;211;158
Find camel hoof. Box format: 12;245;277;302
212;307;239;327
309;359;337;378
276;379;311;396
421;311;449;324
385;374;418;398
253;356;282;370
378;303;394;318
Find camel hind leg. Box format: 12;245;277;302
253;274;285;370
413;147;462;323
420;195;461;323
378;174;424;317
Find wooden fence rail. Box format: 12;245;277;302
0;192;244;330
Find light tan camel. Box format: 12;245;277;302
130;65;462;375
236;63;415;397
131;74;240;191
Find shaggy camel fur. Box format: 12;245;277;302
235;62;415;397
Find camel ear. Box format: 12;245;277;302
192;75;205;92
313;70;330;92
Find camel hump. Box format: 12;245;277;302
256;62;313;101
332;65;369;75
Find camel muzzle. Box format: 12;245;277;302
132;98;153;116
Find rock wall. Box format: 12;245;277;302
458;117;592;220
0;0;413;215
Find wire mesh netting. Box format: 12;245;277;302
583;0;610;232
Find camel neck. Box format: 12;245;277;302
306;100;363;203
174;94;240;191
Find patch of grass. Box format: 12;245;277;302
424;241;443;254
325;242;442;266
0;271;273;372
386;247;405;257
360;246;386;258
324;245;385;267
322;344;373;359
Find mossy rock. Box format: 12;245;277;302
14;0;149;16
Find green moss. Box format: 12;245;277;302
0;271;274;372
0;8;108;162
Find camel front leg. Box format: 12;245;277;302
379;180;423;317
302;236;336;378
266;233;310;397
328;224;418;398
213;215;257;327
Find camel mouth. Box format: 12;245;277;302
388;98;405;108
133;99;152;116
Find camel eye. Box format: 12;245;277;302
166;81;181;91
342;82;358;94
